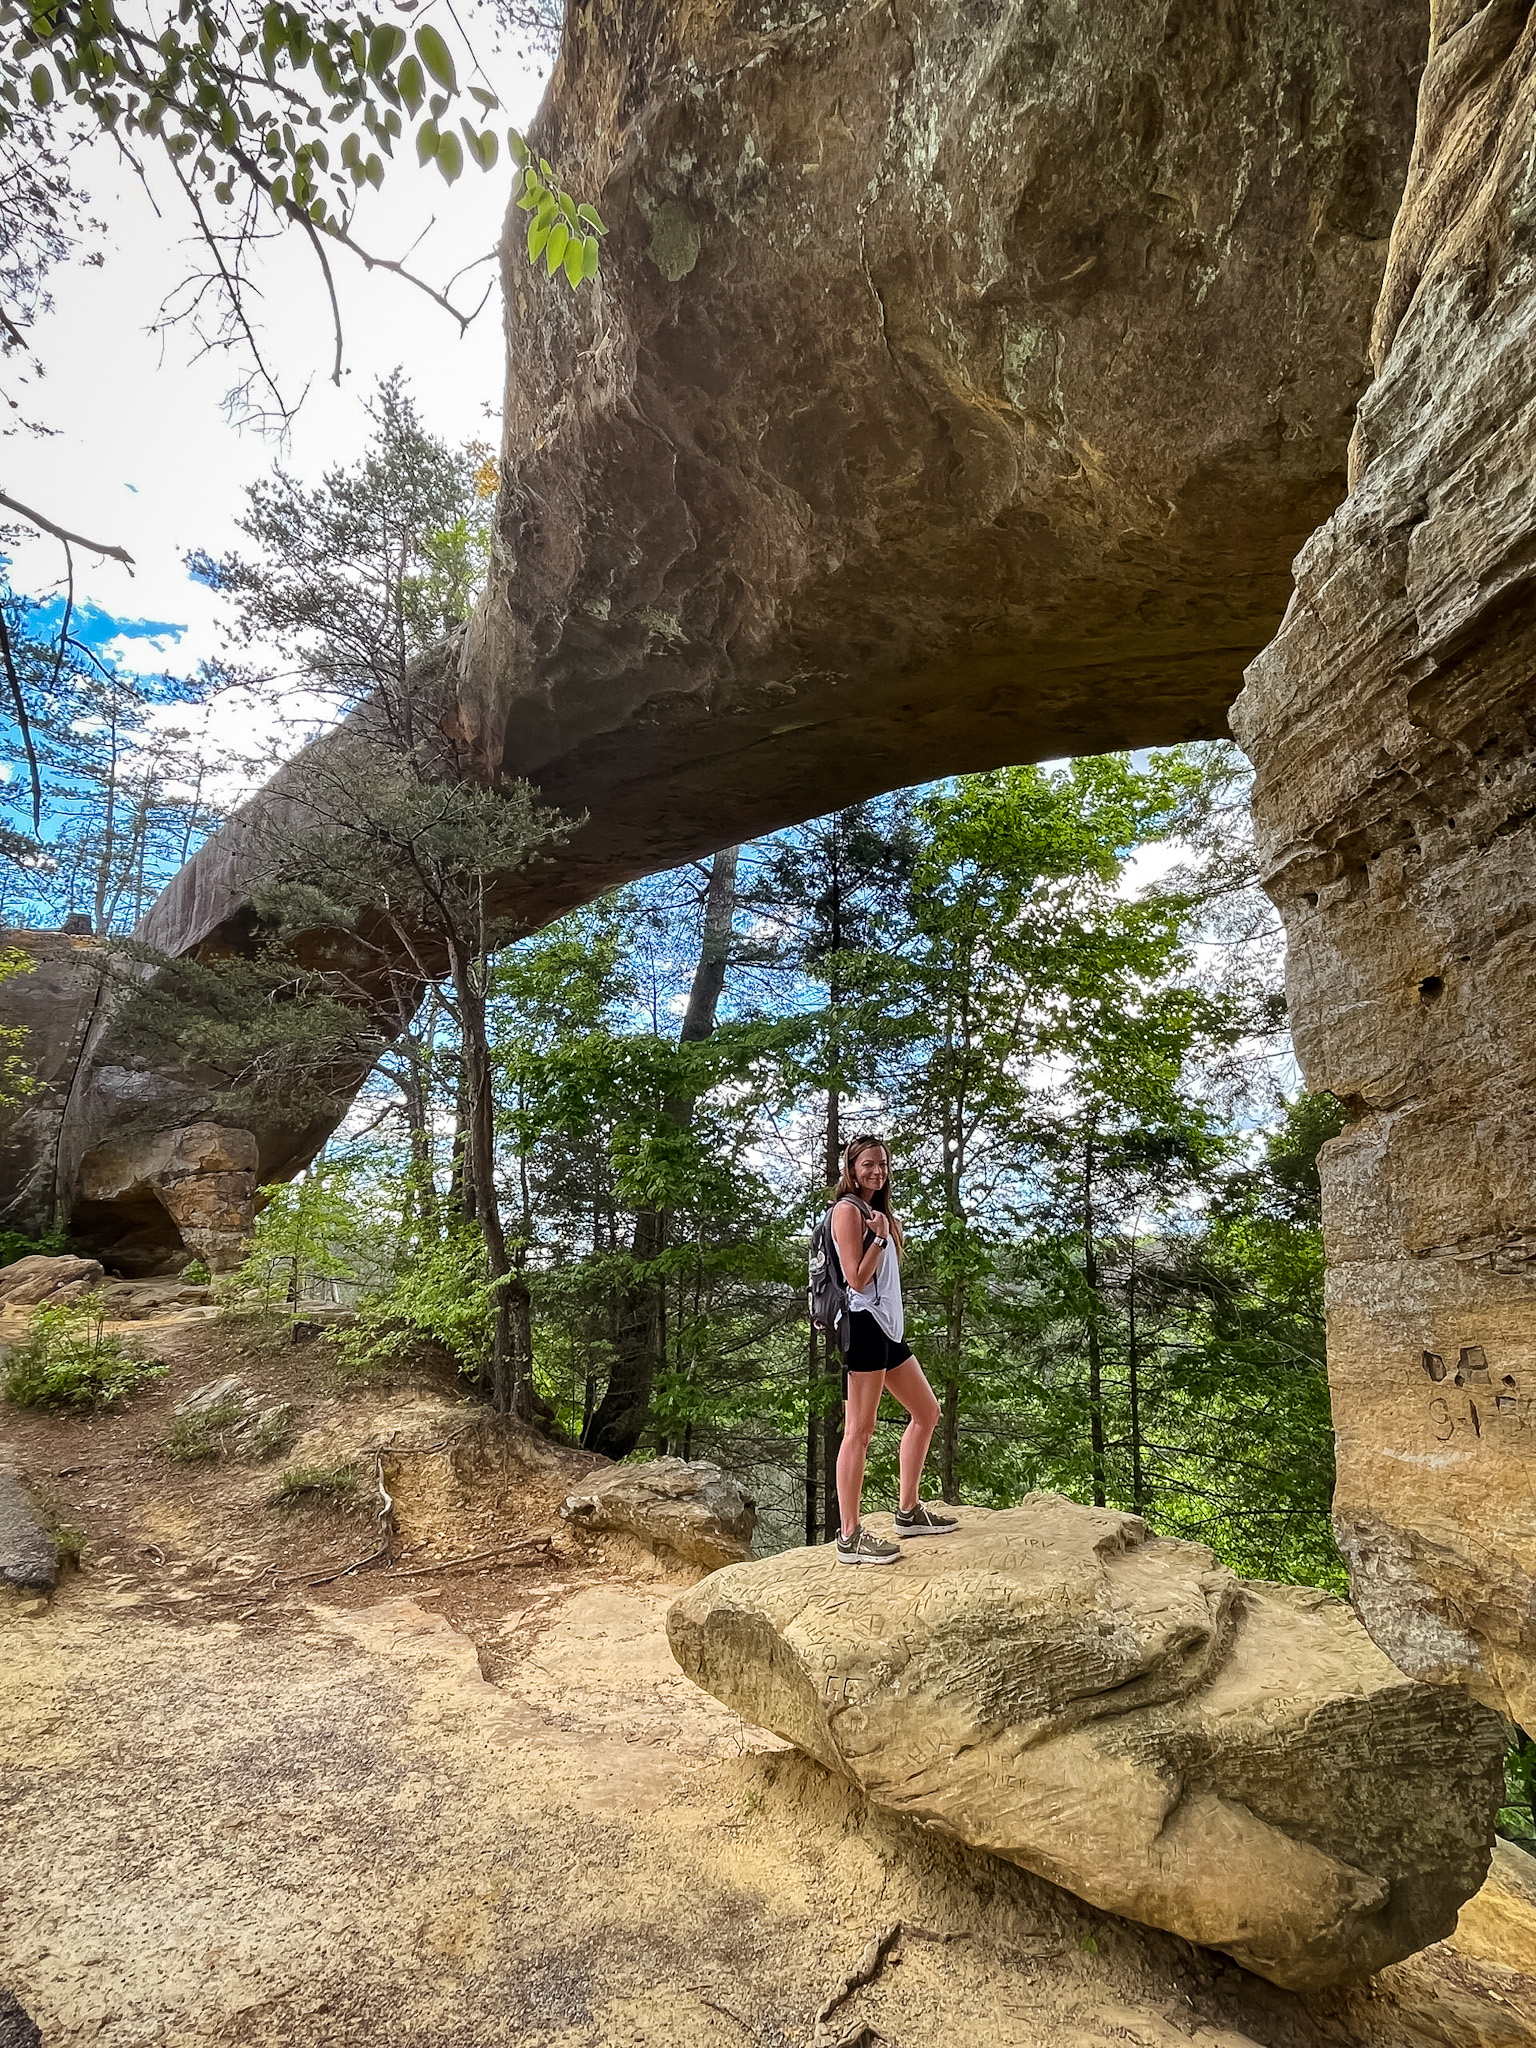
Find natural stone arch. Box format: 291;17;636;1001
23;0;1536;1735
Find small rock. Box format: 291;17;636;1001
173;1375;257;1417
562;1456;756;1573
0;1472;57;1596
0;1254;103;1309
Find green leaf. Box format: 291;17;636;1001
563;233;584;288
435;128;462;182
397;52;423;110
364;152;384;188
545;219;568;275
428;90;449;119
367;24;406;78
527;214;551;265
581;232;599;280
507;128;529;168
538;157;553;179
557;191;577;227
469;85;498;111
414;23;455;92
28;62;51;106
515;183;540;213
576;202;608;235
462;119;496;170
534;193;557;229
415;117;439;165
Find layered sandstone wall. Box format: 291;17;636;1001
1232;1;1536;1730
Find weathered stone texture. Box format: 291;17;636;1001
73;1122;259;1274
563;1455;756;1574
668;1498;1506;1989
1450;1836;1536;1979
0;932;106;1238
1231;3;1536;1729
0;1255;103;1309
4;1;1430;1247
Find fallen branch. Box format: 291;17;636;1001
382;1535;553;1580
811;1923;900;2047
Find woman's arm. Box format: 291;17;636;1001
832;1198;887;1293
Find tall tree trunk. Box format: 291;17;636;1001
1127;1246;1144;1515
1084;1128;1107;1507
447;935;515;1415
940;1378;960;1503
585;847;739;1458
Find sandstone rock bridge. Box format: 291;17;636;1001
9;1;1536;1734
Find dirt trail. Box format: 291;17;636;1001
2;1328;1534;2047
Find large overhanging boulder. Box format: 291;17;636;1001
667;1497;1506;1990
0;0;1425;1261
1231;2;1536;1730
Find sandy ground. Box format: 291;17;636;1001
3;1321;1536;2048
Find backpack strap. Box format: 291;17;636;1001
830;1195;878;1282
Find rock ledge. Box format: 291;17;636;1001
668;1496;1505;1989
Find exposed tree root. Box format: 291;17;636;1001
810;1922;901;2046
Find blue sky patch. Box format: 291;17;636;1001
29;596;187;655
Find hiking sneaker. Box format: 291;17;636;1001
893;1500;960;1536
836;1523;902;1566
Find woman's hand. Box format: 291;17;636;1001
869;1212;890;1240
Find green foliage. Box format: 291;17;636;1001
190;372;496;720
0;947;35;1108
2;1296;164;1410
0;1225;71;1267
511;134;608;290
180;1257;211;1285
337;1219;496;1377
5;1;508;229
111;940;382;1140
1500;1729;1536;1853
225;1161;385;1313
272;1458;357;1506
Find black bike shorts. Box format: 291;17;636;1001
845;1309;914;1375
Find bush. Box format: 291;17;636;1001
271;1460;357;1507
2;1298;165;1411
0;1227;72;1269
336;1223;495;1380
180;1257;211;1285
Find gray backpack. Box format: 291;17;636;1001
807;1197;875;1356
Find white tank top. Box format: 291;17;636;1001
840;1204;904;1343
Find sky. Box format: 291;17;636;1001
3;22;549;689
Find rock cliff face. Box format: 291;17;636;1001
667;1497;1506;1990
1;0;1426;1256
1231;1;1536;1731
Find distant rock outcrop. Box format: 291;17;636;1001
563;1457;756;1576
0;1255;103;1309
667;1496;1505;1990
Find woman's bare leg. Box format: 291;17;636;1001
836;1370;887;1537
882;1357;942;1510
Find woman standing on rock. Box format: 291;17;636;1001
830;1134;958;1563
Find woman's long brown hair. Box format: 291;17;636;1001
834;1134;904;1259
